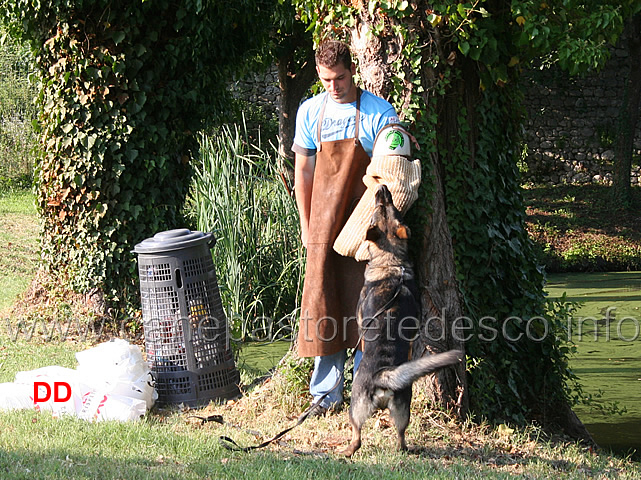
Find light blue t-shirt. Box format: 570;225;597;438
292;90;399;158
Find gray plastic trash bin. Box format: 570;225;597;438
134;229;239;406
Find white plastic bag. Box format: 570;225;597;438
76;338;147;377
76;390;147;422
0;383;35;410
14;365;80;386
0;339;156;421
76;338;157;409
12;366;84;417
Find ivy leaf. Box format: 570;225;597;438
133;43;147;57
470;45;481;61
111;31;126;45
74;174;85;186
127;149;139;162
427;13;442;26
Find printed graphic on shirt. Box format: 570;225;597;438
321;115;356;141
292;90;400;157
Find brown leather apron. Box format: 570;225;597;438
297;90;370;357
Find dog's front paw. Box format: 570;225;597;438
340;441;361;457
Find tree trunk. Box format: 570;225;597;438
412;152;468;416
349;10;468;416
277;49;317;185
613;14;641;208
340;0;601;442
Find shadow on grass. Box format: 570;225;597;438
0;444;502;480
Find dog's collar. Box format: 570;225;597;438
367;264;407;270
366;264;411;278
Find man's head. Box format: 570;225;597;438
315;40;352;70
315;40;357;104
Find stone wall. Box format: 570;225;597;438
230;40;641;187
521;37;641;185
229;67;280;119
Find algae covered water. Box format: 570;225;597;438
237;341;291;375
546;271;641;457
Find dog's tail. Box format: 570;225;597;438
375;350;463;391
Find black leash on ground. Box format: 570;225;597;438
192;267;407;453
189;365;346;452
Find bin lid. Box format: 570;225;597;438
134;228;214;254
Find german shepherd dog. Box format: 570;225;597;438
342;184;463;457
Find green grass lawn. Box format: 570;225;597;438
0;190;38;312
0;409;533;480
2;188;641;479
2;359;640;479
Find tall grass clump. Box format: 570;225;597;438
0;28;39;190
190;124;303;343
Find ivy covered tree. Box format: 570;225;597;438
293;0;638;438
0;0;270;312
613;13;641;207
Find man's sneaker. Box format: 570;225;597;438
306;403;328;417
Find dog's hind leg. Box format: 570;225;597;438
388;389;412;451
342;413;363;457
341;396;373;457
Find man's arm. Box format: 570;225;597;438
294;152;316;248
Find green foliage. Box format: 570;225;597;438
562;237;641;269
533;230;641;273
441;87;571;423
272;348;315;413
289;0;641;426
265;0;314;65
512;1;639;75
0;0;269;306
0;27;38;190
189;125;303;341
431;0;635;80
225;97;279;146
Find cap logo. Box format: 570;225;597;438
385;130;404;150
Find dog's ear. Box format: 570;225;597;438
366;225;382;242
395;224;410;239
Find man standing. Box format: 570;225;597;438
292;40;399;414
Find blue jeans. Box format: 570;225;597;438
310;349;362;408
